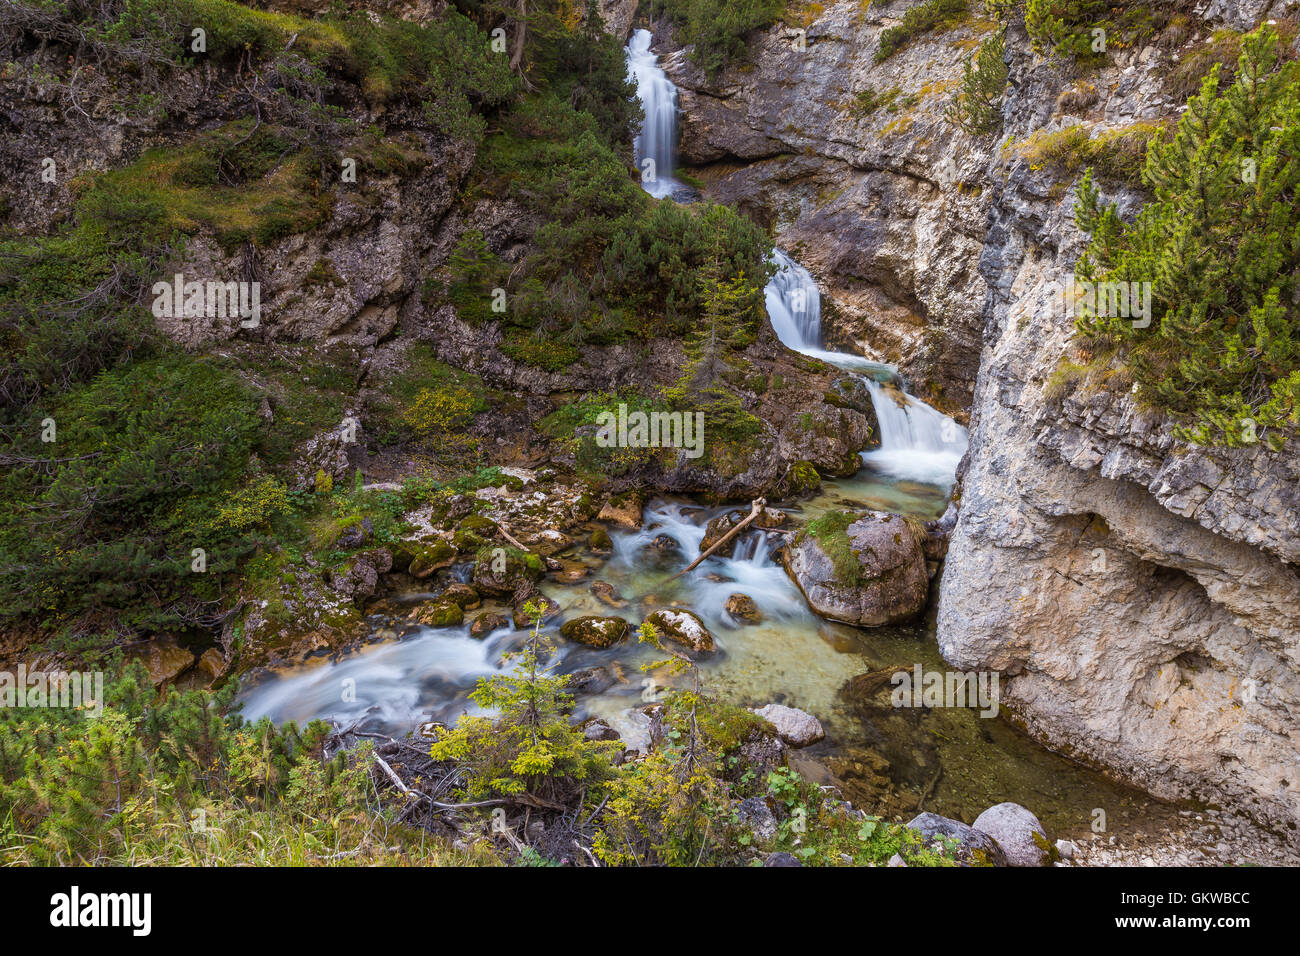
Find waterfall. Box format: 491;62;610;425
765;249;822;350
763;249;967;486
626;29;681;199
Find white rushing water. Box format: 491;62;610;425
626;29;681;199
764;249;967;486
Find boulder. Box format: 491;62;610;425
972;803;1052;867
326;548;392;599
589;527;614;552
469;612;509;639
724;593;762;624
590;580;628;608
752;703;824;747
597;493;642;530
414;602;463;628
905;812;1007;866
644;608;715;653
700;510;746;558
407;540;456;579
439;581;480;610
126;636;196;687
560;615;631;649
783;511;928;626
472;546;543;595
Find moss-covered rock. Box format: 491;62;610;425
406;539;456;579
472;545;544;595
414;601;463;628
560;615;631;648
785;510;928;626
644;608;715;653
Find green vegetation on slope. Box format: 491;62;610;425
1073;24;1300;448
646;0;788;75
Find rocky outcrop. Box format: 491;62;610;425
784;511;929;626
935;14;1300;830
654;7;993;413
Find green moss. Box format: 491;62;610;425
875;0;970;64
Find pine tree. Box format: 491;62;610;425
1073;23;1300;448
945;30;1008;135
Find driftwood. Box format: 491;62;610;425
671;498;767;580
496;522;529;552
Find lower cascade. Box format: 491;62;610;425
764;249;968;487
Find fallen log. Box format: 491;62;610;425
671;498;766;580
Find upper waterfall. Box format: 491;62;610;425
625;29;681;199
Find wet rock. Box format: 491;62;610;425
127;636;196;687
560;615;631;649
644;608;715;653
469;612;509;639
752;703;825;747
582;718;622;743
905;812;1007;867
700;510;747;557
598;493;643;530
511;593;560;629
649;534;678;552
195;648;226;683
406;540;456;579
724;593;762;624
590;580;628;608
439;581;480;610
783;511;928;626
554;565;589;584
737;797;778;841
566;662;625;695
972;803;1051;867
589;527;614;552
414;602;463;628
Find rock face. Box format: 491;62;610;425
655;7;992;414
784;512;928;626
970;804;1050;867
752;703;825;748
918;8;1300;831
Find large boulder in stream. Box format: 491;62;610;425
644;609;716;654
783;510;928;626
561;615;631;649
